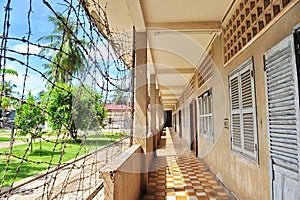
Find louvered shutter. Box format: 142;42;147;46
240;62;257;158
203;95;207;135
208;94;213;136
229;58;258;159
229;73;242;152
199;96;204;135
198;91;213;138
265;35;300;172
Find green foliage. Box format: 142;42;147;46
46;83;76;139
15;91;45;136
94;93;107;128
38;13;87;84
15;91;46;150
111;85;129;105
73;87;106;130
46;84;107;140
0;68;19;119
0;69;18;77
0;68;19;96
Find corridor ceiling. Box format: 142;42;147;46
82;0;236;110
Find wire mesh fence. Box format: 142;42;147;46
0;0;134;199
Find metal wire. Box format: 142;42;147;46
0;0;134;198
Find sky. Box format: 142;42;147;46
0;0;67;96
0;0;132;101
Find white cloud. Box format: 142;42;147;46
3;63;46;96
12;43;42;55
88;43;118;63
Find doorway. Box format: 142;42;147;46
164;111;172;127
179;110;182;138
189;100;198;156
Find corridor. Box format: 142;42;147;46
143;128;234;200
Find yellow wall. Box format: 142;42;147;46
173;2;300;199
197;2;300;199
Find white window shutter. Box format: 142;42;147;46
240;63;257;159
229;74;242;152
198;91;213;138
199;96;204;135
208;94;213;136
229;58;258;160
265;35;300;172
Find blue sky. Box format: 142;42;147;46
0;0;131;100
0;0;75;96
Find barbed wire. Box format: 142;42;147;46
0;0;134;198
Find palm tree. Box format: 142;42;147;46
0;68;19;127
0;68;19;97
38;13;87;84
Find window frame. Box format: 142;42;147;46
198;89;214;140
228;57;258;162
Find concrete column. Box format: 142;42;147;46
150;75;156;151
134;31;151;192
134;31;148;151
155;89;161;145
194;72;200;156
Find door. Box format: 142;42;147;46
189;101;198;156
193;100;198;156
179;110;182;138
164;111;172;127
174;114;176;132
264;32;300;199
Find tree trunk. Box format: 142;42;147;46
39;137;42;149
30;137;33;152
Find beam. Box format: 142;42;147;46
156;68;195;74
160;85;185;90
125;0;146;30
162;100;178;104
163;106;176;108
161;97;179;100
163;105;175;110
147;21;221;32
161;93;179;97
163;103;176;106
164;98;178;102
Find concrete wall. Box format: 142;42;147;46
100;145;143;200
205;3;300;199
174;2;300;199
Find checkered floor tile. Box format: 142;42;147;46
142;128;232;200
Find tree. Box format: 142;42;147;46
0;68;19;125
15;91;45;151
72;86;107;131
0;68;19;97
38;13;87;84
46;83;77;139
111;86;129;105
46;84;106;141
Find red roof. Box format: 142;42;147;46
105;105;131;111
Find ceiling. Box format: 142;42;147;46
82;0;236;110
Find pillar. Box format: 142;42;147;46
134;31;149;192
155;89;161;145
150;74;157;151
134;31;148;151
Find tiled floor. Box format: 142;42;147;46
143;128;233;200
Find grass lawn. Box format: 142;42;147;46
0;137;23;142
0;134;121;187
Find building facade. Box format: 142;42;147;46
81;0;300;199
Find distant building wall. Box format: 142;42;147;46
174;2;300;199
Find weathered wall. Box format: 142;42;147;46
197;2;300;199
100;145;143;200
